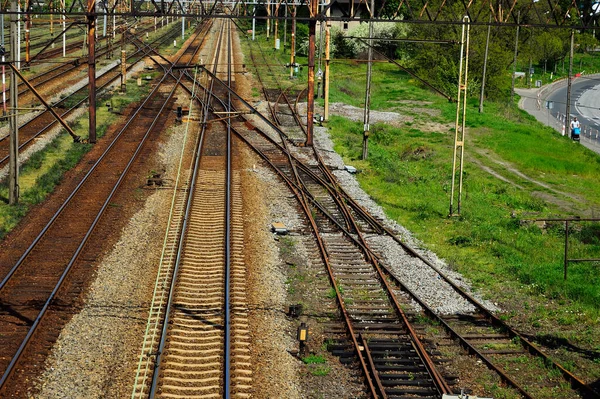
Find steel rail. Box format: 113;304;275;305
0;58;184;394
182;70;382;244
173;49;568;397
178;36;596;398
224;17;233;399
0;17;168;104
361;335;388;399
0;21;188;291
338;186;600;398
14;19;159;97
281;66;597;397
307;143;451;396
182;65;382;396
190;74;398;396
0;23;182;166
380;260;538;399
197;59;378;236
234;127;381;397
303;105;596;397
130;44;209;399
240;112;596;397
146;19;226;399
202;58;594;396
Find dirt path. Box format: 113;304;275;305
469;147;588;214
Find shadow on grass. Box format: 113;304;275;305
526;333;600;362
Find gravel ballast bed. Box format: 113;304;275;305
30;119;189;398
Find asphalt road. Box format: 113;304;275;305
547;74;600;130
517;77;600;154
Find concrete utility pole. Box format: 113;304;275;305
324;10;331;121
1;10;4;47
121;25;126;92
50;0;54;48
25;0;30;67
2;52;6;116
88;0;96;143
266;4;270;39
362;0;374;160
103;0;107;37
306;0;318;146
290;7;296;78
17;2;20;70
284;5;287;47
510;11;520;103
182;8;185;40
274;2;279;49
251;6;255;40
62;0;66;57
479;16;491;113
566;29;575;134
9;0;19;204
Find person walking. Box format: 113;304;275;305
570;117;581;141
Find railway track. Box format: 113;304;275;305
132;16;253;399
0;10;596;399
0;20;183;170
5;18;157;107
0;17;176;117
0;20;209;398
185;28;600;398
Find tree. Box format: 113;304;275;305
534;31;565;74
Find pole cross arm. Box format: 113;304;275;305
8;63;81;142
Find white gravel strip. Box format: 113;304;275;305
313;125;499;314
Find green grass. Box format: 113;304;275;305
302;354;327;364
516;51;600;88
311;57;600;317
0;133;91;238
